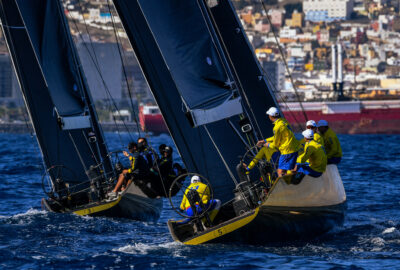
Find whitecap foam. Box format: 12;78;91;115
114;241;181;256
382;227;396;234
12;208;46;218
0;208;47;225
371;237;385;246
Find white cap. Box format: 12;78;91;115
306;120;316;127
317;120;328;127
302;129;314;139
266;107;279;117
191;175;200;184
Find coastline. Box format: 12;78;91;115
0;122;140;134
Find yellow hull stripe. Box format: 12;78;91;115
73;197;122;216
183;207;259;245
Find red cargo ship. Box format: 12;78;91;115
282;100;400;134
139;104;168;134
139;100;400;134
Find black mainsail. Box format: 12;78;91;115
112;0;277;201
0;0;113;192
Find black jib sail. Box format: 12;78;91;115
112;0;277;201
0;0;113;192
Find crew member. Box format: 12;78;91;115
157;145;173;179
108;141;150;199
180;176;220;218
299;120;324;146
241;144;279;184
150;144;174;196
317;120;342;164
257;107;300;177
294;129;327;178
137;137;157;168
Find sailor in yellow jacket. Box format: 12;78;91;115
295;129;327;178
317;120;342;164
257;107;300;177
246;146;277;170
180;176;220;217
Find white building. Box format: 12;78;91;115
303;0;354;22
279;27;298;39
288;45;306;58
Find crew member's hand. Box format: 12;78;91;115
242;163;247;167
256;140;264;147
123;151;129;157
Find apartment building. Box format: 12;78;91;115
303;0;354;22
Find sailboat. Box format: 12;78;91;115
111;0;346;244
0;0;163;221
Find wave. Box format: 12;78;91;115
113;241;182;256
0;208;47;226
0;208;46;219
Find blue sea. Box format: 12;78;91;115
0;132;399;269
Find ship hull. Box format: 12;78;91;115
41;182;163;221
140;101;400;134
168;165;346;244
212;203;346;244
282;100;400;134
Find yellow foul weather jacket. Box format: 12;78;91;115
322;128;342;159
297;140;327;173
180;182;210;210
299;132;324;147
266;118;300;155
248;146;277;169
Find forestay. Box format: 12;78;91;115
0;0;113;188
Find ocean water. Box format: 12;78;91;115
0;132;399;269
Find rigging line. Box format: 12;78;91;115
202;1;264;140
0;23;25;29
261;65;303;131
66;11;126;145
203;125;238;186
65;7;133;144
260;0;308;123
148;146;169;198
227;119;256;156
106;0;142;137
72;1;132;144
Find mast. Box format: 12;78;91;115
332;44;337;93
